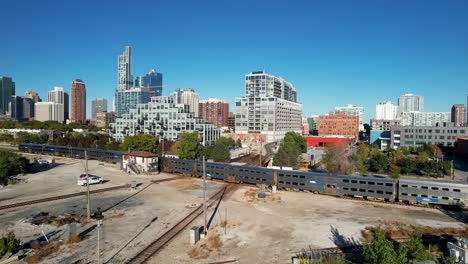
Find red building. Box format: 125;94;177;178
71;79;86;123
305;136;352;148
199;99;229;128
316;112;359;141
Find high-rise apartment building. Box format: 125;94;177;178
398;93;423;114
35;102;64;123
135;69;163;96
71;79;86;123
22;97;34;120
228;112;235;130
235;71;302;142
375;101;398;120
199;98;229;128
24;91;41;103
179;89;200;117
316;112;360;141
47;86;65;123
451;104;466;127
0;77;15;115
335;104;364;131
96;111;115;128
92;98;108;119
118;46;133;91
401;111;450;127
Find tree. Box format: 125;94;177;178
425;144;442;160
216;137;236;149
402;231;433;262
389;164;401;178
210;142;231;162
357;144;370;161
236;138;242;148
416;152;429;163
0;151;29;184
6;232;19;254
173;131;203;159
369;153;389;173
273;132;307;168
390;149;405;165
362;227;407;264
398;157;415;175
321;143;354;174
120;134;159;154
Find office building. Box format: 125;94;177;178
110;96;220;145
375;101;398;120
398;93;423;114
390;124;468;148
235;71;302;142
370;130;392;150
228;112;235;130
135;69;163;96
451;104;466;127
64;92;69;121
335;104;364;131
370;119;401;131
118;46;133;91
8;96;23;120
316;112;359;141
199;98;229;128
115;88;150;117
169;88;200;117
47;87;65;123
71;79;86;123
96;111;115;128
92;98;108;119
22;97;34;120
401;111;450;126
0;77;15;115
24;91;41;103
35;102;64;123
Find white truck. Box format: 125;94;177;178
77;174;104;186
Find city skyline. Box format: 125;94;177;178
1;0;467;121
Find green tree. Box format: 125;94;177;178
363;227;407;264
390;149;405;165
273;132;307;168
216;137;236;148
416;152;429;163
6;232;19;254
445;255;458;264
236;138;242;148
173;131;203;159
357;144;370;161
440;160;452;176
210;142;231;162
369;153;389;173
389;164;401;178
120;134;159;154
402;231;433;262
0;151;29;183
398;157;415;175
0;238;6;257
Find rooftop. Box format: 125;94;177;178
124;150;158;158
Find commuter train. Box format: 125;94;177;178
18;143;468;209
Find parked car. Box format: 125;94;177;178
77;175;104;186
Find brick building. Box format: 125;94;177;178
316;112;359;141
71;79;86;123
199;98;229;128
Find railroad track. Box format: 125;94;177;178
125;184;235;264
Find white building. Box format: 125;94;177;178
335;104;364;131
235;71;302;143
398;93;423;114
118;46;133;91
375;101;398;120
122;150;158;174
170;88;200;117
401;111;450;126
35;102;64;123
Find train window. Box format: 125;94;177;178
454;189;461;192
351;180;357;183
279;174;284;177
431;187;439;190
412;186;418;188
300;176;305;179
343;179;349;183
386;192;392;195
368;182;375;185
279;181;284;184
359;189;365;192
293;175;298;178
262;179;266;182
442;197;449;200
300;183;305;186
385;183;393;186
442;188;449;191
432;196;438;199
377;183;383;186
421;186;428;189
359;181;366;184
286;182;291;184
326;184;332;188
343;187;349;190
421;195;428;198
453;198;460;201
368;190;374;193
351;188;357;191
402;184;408;187
377;191;383;194
402;193;408;196
293;182;298;185
411;194;417;197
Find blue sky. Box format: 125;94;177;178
1;0;467;121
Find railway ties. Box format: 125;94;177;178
125;184;235;264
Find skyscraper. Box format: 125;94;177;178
47;86;65;122
335;104;364;131
35;102;63;123
118;46;133;91
235;71;302;142
64;92;69;121
199;98;229;128
398;93;423;114
375;101;398;120
71;79;86;123
92;98;108;119
179;89;200;117
9;96;23;120
135;69;163;96
451;104;466;127
24;91;41;103
0;77;15;115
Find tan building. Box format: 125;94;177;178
316;112;359;141
71;79;86;123
96;111;115;127
34;102;64;123
24;91;41;102
452;104;466;127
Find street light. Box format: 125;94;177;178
93;207;104;264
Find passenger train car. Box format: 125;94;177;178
18;143;468;208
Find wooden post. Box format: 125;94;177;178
85;150;90;219
203;156;207;235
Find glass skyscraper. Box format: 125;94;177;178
0;77;15;115
135;69;163;96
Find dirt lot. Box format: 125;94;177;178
150;186;467;264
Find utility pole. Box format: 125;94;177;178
259;139;263;167
85;150;90;219
203;156;207;235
